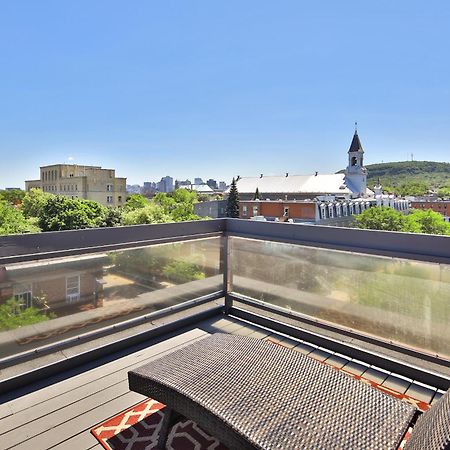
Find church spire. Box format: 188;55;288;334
348;126;364;153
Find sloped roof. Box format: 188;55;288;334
348;132;364;153
234;174;352;195
180;184;215;193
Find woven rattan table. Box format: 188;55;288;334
128;333;417;450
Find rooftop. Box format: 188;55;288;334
0;219;449;448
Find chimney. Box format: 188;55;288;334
285;172;289;177
260;174;263;178
315;171;318;176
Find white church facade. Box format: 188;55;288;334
235;130;373;201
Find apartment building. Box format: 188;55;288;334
25;164;127;207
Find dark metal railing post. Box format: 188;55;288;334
222;231;233;314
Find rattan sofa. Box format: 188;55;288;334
128;333;450;450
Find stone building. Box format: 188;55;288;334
25;164;127;207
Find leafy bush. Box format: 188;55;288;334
162;260;205;284
0;201;40;235
356;206;450;235
121;203;172;225
0;298;53;331
38;196;108;231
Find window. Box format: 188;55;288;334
242;206;248;216
252;206;258;216
107;196;113;203
118;195;122;202
66;275;80;303
328;205;334;218
283;207;289;217
14;283;33;310
106;184;113;192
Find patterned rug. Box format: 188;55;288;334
91;340;430;449
91;398;227;450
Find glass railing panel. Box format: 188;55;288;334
0;237;223;360
229;236;450;359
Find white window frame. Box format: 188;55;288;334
14;283;33;310
66;275;81;304
107;196;113;204
242;205;248;216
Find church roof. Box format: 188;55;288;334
348;132;364;153
234;174;353;195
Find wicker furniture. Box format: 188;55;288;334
128;333;448;450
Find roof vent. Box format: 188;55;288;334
315;171;318;176
260;174;263;178
285;172;289;177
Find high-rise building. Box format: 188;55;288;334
25;164;127;207
194;177;204;185
157;176;174;193
206;179;218;190
218;181;227;191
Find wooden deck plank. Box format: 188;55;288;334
8;391;144;450
0;329;209;446
3;379;135;448
49;429;100;450
0;332;207;434
1;328;207;417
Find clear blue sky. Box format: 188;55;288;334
1;0;449;188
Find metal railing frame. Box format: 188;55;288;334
1;219;450;390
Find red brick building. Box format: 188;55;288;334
240;200;317;222
410;200;450;222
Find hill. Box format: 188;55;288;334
339;161;450;191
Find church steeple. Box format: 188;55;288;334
344;124;367;196
348;130;364;154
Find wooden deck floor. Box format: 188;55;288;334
0;314;444;450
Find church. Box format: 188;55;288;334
235;130;373;201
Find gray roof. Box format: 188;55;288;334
348;132;364;153
234;174;352;195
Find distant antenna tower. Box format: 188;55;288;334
411;153;414;161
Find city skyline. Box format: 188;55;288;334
1;1;450;189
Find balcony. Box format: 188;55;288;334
0;219;449;449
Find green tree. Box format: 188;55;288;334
154;189;201;222
38;196;107;231
124;194;150;210
437;186;450;198
121;203;172;225
395;181;429;197
103;207;123;227
355;207;408;232
162;260;205;284
226;178;240;218
0;189;25;205
21;188;54;218
0;201;40;235
253;187;261;200
0;298;52;330
406;209;450;235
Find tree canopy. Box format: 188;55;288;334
38;196;108;231
355;206;450;235
0;200;39;235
